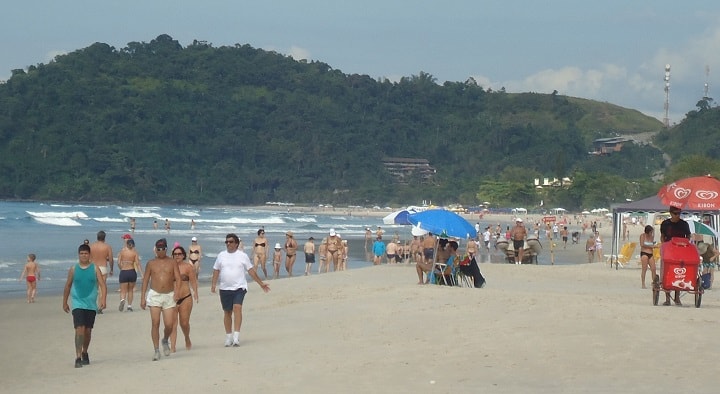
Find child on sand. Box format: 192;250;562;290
273;243;282;279
19;253;40;303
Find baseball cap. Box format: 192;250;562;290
516;218;523;222
191;236;198;242
329;229;336;236
121;233;132;240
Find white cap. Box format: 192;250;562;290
329;229;336;236
191;236;198;242
516;218;523;222
274;243;281;249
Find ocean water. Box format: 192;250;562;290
1;201;572;299
0;201;397;298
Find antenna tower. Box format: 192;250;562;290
663;64;671;128
704;65;710;100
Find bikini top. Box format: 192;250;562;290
181;274;190;282
255;242;266;247
189;248;200;255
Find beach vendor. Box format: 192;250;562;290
659;206;690;306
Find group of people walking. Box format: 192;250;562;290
61;230;270;367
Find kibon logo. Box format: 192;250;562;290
695;190;718;200
673;267;687;276
673;188;691;200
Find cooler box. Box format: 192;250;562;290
660;237;700;291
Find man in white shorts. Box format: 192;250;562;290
141;238;182;361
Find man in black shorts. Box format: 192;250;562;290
510;219;527;264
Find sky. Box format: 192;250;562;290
2;1;720;124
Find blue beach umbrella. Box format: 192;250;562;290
407;209;477;239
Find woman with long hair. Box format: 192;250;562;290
252;229;269;279
169;246;198;352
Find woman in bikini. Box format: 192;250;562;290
325;230;343;271
284;231;298;277
639;225;657;289
117;239;142;312
169;246;198;352
188;237;202;278
252;229;269;279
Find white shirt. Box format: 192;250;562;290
483;230;491;242
213;249;253;290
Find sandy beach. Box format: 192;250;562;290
4;207;717;393
3;252;720;393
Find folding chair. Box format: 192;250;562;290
607;242;636;268
456;271;474;288
433;262;455;286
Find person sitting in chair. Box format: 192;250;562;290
695;234;719;290
457;245;486;288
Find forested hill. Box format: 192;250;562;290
0;34;665;206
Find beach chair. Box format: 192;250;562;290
607;242;637;268
456;271;474;288
433;262;455;286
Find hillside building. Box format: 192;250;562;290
382;157;436;184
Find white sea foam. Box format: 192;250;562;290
27;211;89;219
93;217;127;223
207;217;285;225
119;210;162;218
290;217;318;223
177;210;200;217
32;217;82;226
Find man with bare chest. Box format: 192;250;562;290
141;238;182;361
510;219;528;264
90;231;113;313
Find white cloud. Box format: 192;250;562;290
468;20;720;123
287;46;310;61
45;50;67;64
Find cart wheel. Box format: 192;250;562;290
652;289;659;306
652;275;660;306
695;278;703;308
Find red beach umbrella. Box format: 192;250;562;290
657;174;720;210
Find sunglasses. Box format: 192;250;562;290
156;247;167;251
225;240;236;244
172;252;184;256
